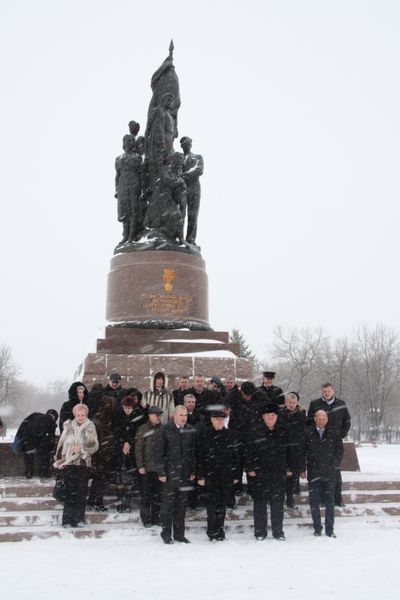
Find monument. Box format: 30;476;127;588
77;42;253;389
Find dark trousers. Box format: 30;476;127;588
334;470;343;505
140;472;161;525
88;475;107;505
308;477;335;535
160;482;188;540
205;476;228;539
206;503;226;539
253;485;285;538
62;465;89;526
24;448;52;476
285;473;300;506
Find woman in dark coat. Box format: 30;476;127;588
112;394;147;512
59;382;89;431
279;392;307;508
196;410;240;541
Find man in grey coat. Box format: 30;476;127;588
135;406;163;527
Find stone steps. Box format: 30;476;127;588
0;477;399;542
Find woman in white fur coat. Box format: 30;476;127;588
54;403;99;528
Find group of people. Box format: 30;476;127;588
14;370;351;541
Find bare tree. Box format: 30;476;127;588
271;326;327;396
0;344;18;407
350;324;400;428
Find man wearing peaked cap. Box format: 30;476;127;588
258;370;284;407
245;399;294;541
135;405;163;527
196;407;240;541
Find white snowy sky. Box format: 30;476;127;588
1;0;400;387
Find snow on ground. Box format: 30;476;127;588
1;444;399;600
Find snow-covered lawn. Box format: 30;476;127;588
1;444;399;600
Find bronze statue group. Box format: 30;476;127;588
113;45;204;250
14;371;351;541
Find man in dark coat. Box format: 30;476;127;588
101;373;129;409
303;409;343;537
279;391;307;508
183;394;203;427
154;405;196;544
225;375;239;395
15;409;58;478
172;376;190;406
307;382;351;505
257;370;285;407
246;404;293;541
187;374;219;413
227;381;268;495
196;409;240;541
135;406;163;526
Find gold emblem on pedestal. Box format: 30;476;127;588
163;268;176;292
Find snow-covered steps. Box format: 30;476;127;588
0;476;399;542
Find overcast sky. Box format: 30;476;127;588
1;0;399;387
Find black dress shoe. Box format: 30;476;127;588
161;532;174;544
174;536;190;543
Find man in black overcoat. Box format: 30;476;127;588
307;382;350;505
154;405;196;544
246;404;294;540
228;381;268;495
15;409;58;478
303;409;343;537
257;371;285;407
279;392;307;508
196;409;241;541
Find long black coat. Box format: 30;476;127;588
154;421;196;487
245;422;290;499
307;397;351;438
304;425;344;482
279;406;307;474
196;424;241;505
112;405;147;469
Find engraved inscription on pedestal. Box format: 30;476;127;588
141;292;193;315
